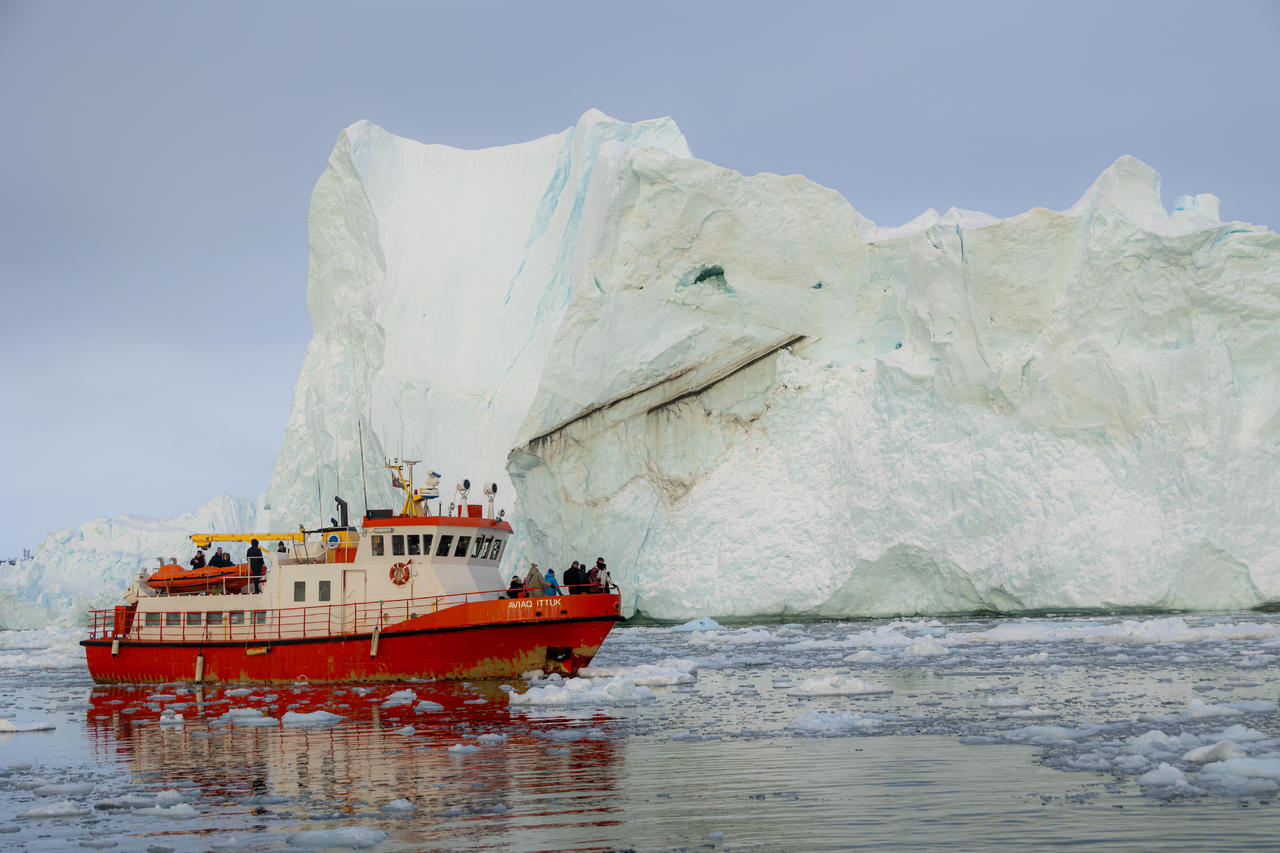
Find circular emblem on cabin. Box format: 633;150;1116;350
325;532;341;550
389;562;410;585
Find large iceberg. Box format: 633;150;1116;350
5;110;1278;625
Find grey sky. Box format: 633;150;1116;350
1;1;1276;556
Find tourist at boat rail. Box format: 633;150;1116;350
189;549;206;569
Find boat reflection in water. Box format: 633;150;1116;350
85;681;624;847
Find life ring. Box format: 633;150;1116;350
389;562;411;585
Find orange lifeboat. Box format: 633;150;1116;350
145;562;250;594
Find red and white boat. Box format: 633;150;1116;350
82;461;622;684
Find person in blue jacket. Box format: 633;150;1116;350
543;567;562;596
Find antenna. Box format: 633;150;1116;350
358;420;369;518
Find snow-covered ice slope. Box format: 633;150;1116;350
270;110;1278;620
0;495;256;628
6;110;1278;625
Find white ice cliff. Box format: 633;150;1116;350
4;110;1277;625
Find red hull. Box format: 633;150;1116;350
82;594;622;684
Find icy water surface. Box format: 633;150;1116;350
3;613;1280;850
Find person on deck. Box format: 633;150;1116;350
208;547;231;568
564;561;582;594
189;550;206;570
507;575;525;598
593;557;608;593
542;567;562;596
587;563;601;593
276;541;287;553
246;539;265;593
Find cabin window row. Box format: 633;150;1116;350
369;533;503;561
144;611;269;627
294;580;332;602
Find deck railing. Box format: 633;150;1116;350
86;583;618;643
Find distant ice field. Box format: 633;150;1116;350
2;612;1280;849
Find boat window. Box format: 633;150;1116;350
454;536;471;557
471;536;485;558
186;612;202;626
145;612;161;627
253;610;268;624
392;535;405;556
435;535;453;557
490;540;503;561
229;611;245;625
294;581;306;602
421;534;433;554
406;535;421;556
318;580;331;602
206;612;223;626
371;535;384;556
165;612;182;627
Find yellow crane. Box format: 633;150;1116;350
190;531;306;549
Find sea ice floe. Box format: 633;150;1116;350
509;674;655;707
19;799;89;819
32;781;94;796
381;689;416;707
413;700;444;713
282;711;344;726
394;725;415;735
1184;740;1247;763
786;675;892;696
0;719;55;732
285;827;388;848
1136;762;1192;789
477;733;507;744
447;744;481;754
380;798;416;812
788;711;892;736
580;658;698;685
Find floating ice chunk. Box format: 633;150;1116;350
1184;741;1247;763
1201;758;1280;779
447;744;481;754
155;789;194;807
1187;700;1243;719
282;711;344;726
984;696;1028;708
208;837;250;850
224;688;254;697
285;827;388;848
132;802;198;818
1124;730;1197;755
786;675;892;697
394;725;415;735
0;719;55;732
382;690;416;708
904;635;949;656
413;700;444;713
999;725;1097;744
33;781;94;796
1137;762;1191;789
510;675;655;706
1002;706;1056;719
581;659;698;686
1229;699;1277;714
974;683;1017;693
1217;724;1268;742
380;798;416;812
477;733;507;744
76;841;117;849
1013;652;1050;664
673;617;721;632
788;711;889;735
158;711;184;726
146;694;177;701
19;799;89;818
703;830;725;842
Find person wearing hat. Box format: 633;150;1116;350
542;566;562;596
507;575;525;599
189;549;206;570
